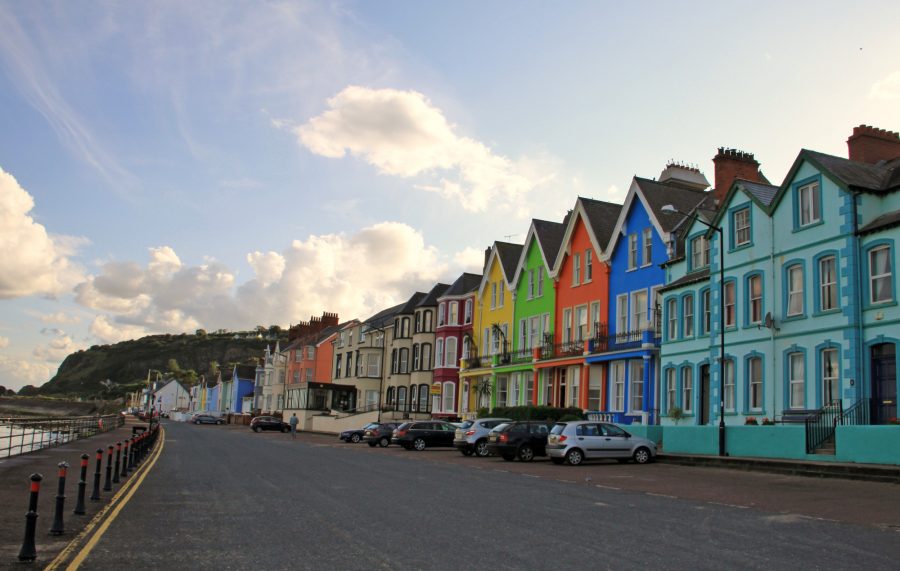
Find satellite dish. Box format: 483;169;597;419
763;312;778;331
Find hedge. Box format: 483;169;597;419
474;405;585;422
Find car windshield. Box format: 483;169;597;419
457;420;474;429
550;423;567;435
363;423;379;429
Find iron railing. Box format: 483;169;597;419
844;398;871;426
805;401;842;453
463;355;490;369
0;414;125;459
504;348;534;365
539;340;584;360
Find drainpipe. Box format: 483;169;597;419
851;192;865;402
769;211;777;419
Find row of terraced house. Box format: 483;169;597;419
249;125;900;464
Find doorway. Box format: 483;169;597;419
700;364;710;425
871;343;897;424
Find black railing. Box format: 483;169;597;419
0;415;125;459
805;400;842;453
540;340;584;359
383;401;433;415
590;323;642;353
464;355;490;369
506;348;534;364
843;398;871;426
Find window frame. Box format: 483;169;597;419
730;205;752;250
865;241;895;306
792;175;823;231
814;252;839;314
783;261;806;320
642;227;653;267
628;233;638;270
745;272;764;326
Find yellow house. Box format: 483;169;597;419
458;241;522;414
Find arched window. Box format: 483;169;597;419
386;386;395;406
442;382;455;413
412;344;420;371
421;344;432;371
397;386;407;410
464;299;473;323
415;312;422;333
401;318;411;338
391;349;398;374
435;339;445;368
423;310;433;332
419;384;429;412
410;385;419;411
399;348;409;373
445;337;458;369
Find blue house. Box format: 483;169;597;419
229;364;256;413
587;164;709;424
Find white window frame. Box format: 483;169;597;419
585;250;593;282
724;359;735;411
628;233;638;270
787;265;803;316
798;182;821;227
629;360;644;413
667;298;678;340
642;227;652;266
724;281;736;328
748;275;763;324
681;366;693;413
617;294;628;334
631;289;648;331
666;368;676;412
537;267;544;296
445;337;457;369
449;302;459;326
869;245;893;304
435;339;445;368
573;252;581;285
611;362;625;412
822;348;839;405
789;352;805;409
819;256;837;311
734;208;751;246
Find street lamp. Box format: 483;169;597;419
661;204;727;457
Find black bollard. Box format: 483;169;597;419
49;462;68;535
112;442;121;484
121;440;130;477
128;437;136;471
17;473;43;562
103;445;113;492
73;454;88;515
90;449;102;501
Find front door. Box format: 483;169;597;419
871;343;897;424
700;364;710;425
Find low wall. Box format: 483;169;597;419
625;425;663;444
659;425;900;465
836;426;900;465
310;411;380;434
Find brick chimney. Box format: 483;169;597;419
321;312;339;327
712;148;765;205
847;124;900;164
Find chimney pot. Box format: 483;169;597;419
847;123;900;164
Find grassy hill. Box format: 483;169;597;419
38;332;281;399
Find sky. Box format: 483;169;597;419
1;1;899;391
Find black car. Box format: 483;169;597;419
340;423;381;443
250;416;290;433
487;421;554;462
192;414;224;425
363;423;398;447
392;421;457;451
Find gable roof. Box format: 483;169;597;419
397;291;427;314
551;197;621;276
440;272;482;299
604;177;709;260
416;283;450;308
479;241;524;295
512;218;567;286
363;302;406;329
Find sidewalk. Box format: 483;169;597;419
0;417;151;566
658;453;900;484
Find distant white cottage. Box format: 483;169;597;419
151;379;190;414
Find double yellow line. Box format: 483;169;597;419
45;428;166;571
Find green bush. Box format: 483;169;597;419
475;405;584;422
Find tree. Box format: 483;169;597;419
18;385;39;396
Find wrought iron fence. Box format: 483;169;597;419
539;340;584;359
0;414;125;459
805;401;842;453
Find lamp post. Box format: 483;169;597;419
662;205;727;457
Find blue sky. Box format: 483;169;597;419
1;1;899;390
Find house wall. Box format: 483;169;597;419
513;237;555;406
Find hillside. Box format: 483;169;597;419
39;332;282;399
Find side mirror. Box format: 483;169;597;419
624;432;632;438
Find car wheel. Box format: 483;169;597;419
565;448;584;466
351;433;361;443
518;445;535;462
368;441;377;447
550;457;565;465
501;453;515;461
633;447;652;464
460;448;474;457
216;420;224;425
282;426;289;433
253;426;261;433
474;439;490;457
413;438;426;451
379;437;390;448
193;420;199;425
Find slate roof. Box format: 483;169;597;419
580;198;623;251
859;209;900;235
532;218;567;269
416;283;450;307
737;179;779;206
397;292;427;315
364;302;406;328
495;241;524;283
659;268;710;293
633;177;710;233
801;150;900;193
442;272;482;297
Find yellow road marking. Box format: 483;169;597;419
43;428;165;571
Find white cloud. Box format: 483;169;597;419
38;312;81;324
295;86;555;212
869;71;900;100
33;333;81;361
0;166;86;299
74;222;470;342
0;336;9;348
0;356;53;390
453;247;486;273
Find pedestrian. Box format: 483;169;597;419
289;413;298;439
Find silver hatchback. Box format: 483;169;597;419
453;418;512;457
546;421;657;466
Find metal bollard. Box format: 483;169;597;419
121;440;130;477
128;437;136;470
103;445;113;492
90;449;102;501
17;473;43;562
49;462;68;535
73;454;88;515
112;442;121;484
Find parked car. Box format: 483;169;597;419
546;421;657;465
364;423;398;447
453;418;512;457
487;421;555;462
392;421;458;451
193;414;224;425
340;423;381;443
250;416;290;433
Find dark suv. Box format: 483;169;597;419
487;421;554;462
392;421;457;451
250;416;290;433
364;423;398;447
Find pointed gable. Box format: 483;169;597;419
551;197;621;276
479;241;524;295
512;218;567;285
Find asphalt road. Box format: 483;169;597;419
79;421;900;570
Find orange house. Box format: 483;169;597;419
536;197;620;410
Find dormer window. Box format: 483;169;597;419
733;208;751;247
